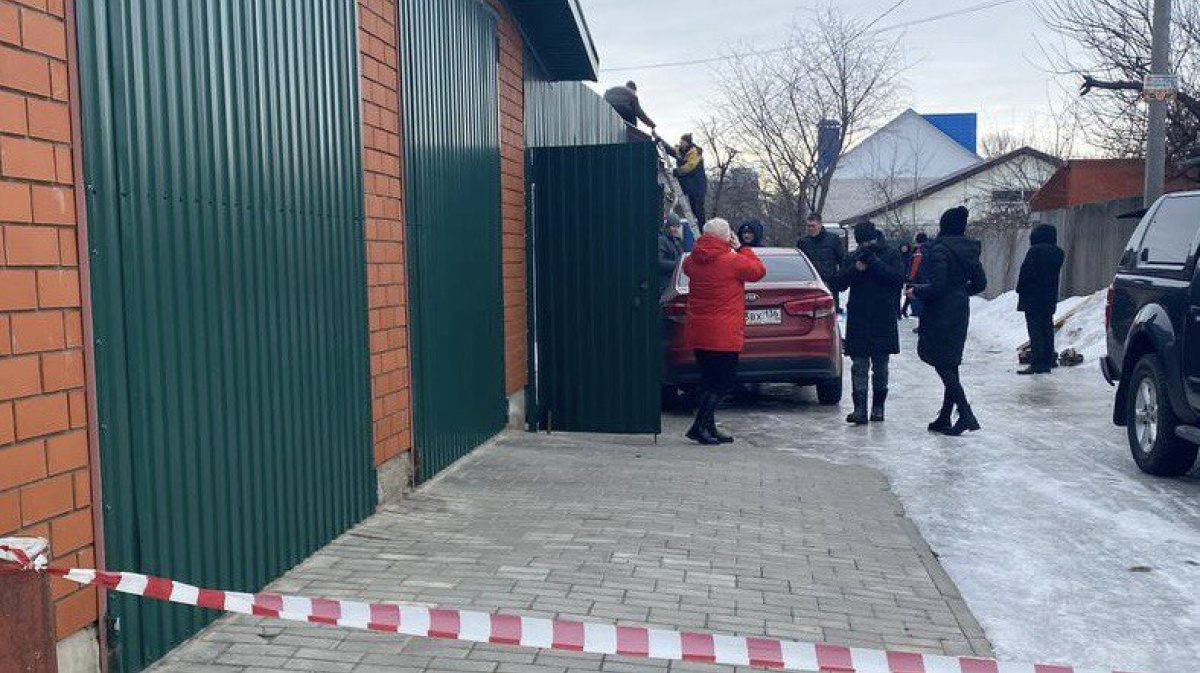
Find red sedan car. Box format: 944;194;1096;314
662;247;843;405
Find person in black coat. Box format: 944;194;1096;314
908;206;988;436
798;215;846;307
657;218;684;296
831;222;906;425
1016;224;1065;375
737;220;765;248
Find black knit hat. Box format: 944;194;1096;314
939;206;969;236
853;221;878;244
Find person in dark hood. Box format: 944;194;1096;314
657;216;685;295
681;218;767;445
831;221;906;424
908;206;988;436
1016;224;1066;375
797;214;846;301
603;81;656;131
663;134;708;227
737;220;765;248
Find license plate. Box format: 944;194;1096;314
746;309;782;326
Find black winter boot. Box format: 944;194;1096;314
942;406;981;436
870;389;887;422
686;395;722;445
846;392;869;425
928;406;954;433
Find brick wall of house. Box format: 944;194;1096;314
0;0;97;641
359;0;412;468
494;2;528;397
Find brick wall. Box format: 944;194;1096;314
0;0;97;641
359;0;412;467
495;2;528;396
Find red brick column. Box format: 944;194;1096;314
0;0;98;644
494;2;528;396
359;0;413;470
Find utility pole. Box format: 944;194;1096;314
1144;0;1173;206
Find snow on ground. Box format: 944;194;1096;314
970;290;1108;361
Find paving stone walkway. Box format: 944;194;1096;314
151;426;990;672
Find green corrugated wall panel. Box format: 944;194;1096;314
75;1;373;670
400;0;507;482
527;143;662;433
524;60;628;148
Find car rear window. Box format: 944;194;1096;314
677;254;815;290
1138;196;1200;266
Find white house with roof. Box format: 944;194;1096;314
844;147;1062;230
823;109;983;223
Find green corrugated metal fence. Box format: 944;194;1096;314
76;1;373;669
527;143;662;433
400;0;507;481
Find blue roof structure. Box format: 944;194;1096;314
922;113;978;155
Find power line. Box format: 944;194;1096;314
598;0;1025;74
862;0;910;33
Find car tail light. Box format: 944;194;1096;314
785;295;835;318
1105;284;1114;330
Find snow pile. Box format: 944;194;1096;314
969;289;1108;361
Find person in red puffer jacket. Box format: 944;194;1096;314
682;218;767;445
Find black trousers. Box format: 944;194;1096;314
685;190;707;226
1024;310;1055;370
694;350;739;397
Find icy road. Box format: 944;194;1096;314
722;326;1200;672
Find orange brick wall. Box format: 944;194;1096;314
360;0;412;467
495;3;528;396
0;0;98;641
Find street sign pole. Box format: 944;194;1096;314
1145;0;1173;206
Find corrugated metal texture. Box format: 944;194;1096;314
400;0;507;482
75;1;373;670
525;81;629;148
527;143;662;433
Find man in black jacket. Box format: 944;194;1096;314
830;222;906;424
1016;224;1066;375
798;215;845;306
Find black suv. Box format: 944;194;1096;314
1103;191;1200;477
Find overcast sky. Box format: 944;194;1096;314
578;0;1068;152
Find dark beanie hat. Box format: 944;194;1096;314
853;221;878;244
939;206;969;236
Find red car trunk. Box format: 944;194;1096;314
662;248;843;390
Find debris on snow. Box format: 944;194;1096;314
969;290;1108;362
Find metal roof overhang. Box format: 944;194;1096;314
504;0;599;81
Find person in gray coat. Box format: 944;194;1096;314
603;81;656;130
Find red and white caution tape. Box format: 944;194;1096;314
0;539;1138;673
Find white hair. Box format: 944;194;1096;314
702;218;732;240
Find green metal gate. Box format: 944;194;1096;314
76;2;373;669
400;0;507;481
527;143;662;433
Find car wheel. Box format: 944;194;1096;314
1126;355;1199;477
816;377;843;406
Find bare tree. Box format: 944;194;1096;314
969;131;1064;232
1037;0;1200;162
696;115;741;220
713;7;906;238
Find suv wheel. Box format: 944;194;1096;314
1126;355;1200;477
816;377;843;406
